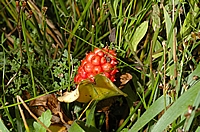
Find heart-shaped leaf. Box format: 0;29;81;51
130;21;148;52
58;74;128;103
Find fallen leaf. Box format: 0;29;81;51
29;94;72;125
120;73;132;86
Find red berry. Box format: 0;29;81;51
110;75;116;82
87;72;95;82
91;55;101;66
100;57;107;64
110;68;118;75
81;59;87;66
84;63;94;73
94;48;104;57
87;72;95;78
97;51;104;57
110;59;117;65
103;47;109;53
86;52;95;62
74;47;118;84
102;63;113;72
108;49;117;56
74;75;78;82
78;66;87;79
94;48;101;54
102;72;110;78
92;65;103;74
74;74;83;83
108;50;117;60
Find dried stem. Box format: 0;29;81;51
17;96;30;132
78;99;95;120
172;0;178;86
162;41;166;95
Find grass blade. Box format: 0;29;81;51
152;81;200;132
0;118;9;132
184;91;200;131
163;6;173;50
129;95;170;132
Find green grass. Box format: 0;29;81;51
0;0;200;131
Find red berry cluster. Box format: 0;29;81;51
74;47;118;83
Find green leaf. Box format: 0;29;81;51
113;0;120;17
129;95;171;131
163;6;172;43
86;101;98;127
68;121;85;132
180;3;199;36
68;120;100;132
130;21;148;52
0;118;9;132
121;128;129;132
196;126;200;132
15;105;24;132
33;109;52;132
151;81;200;132
185;91;200;131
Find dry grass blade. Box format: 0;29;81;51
17;96;30;132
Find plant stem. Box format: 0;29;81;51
21;10;36;97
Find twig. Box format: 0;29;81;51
6;72;18;87
16;95;52;132
56;111;71;129
149;40;153;80
105;111;110;132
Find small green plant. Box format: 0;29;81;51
52;49;79;90
32;109;52;132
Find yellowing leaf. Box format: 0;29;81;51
58;74;128;103
75;81;95;103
